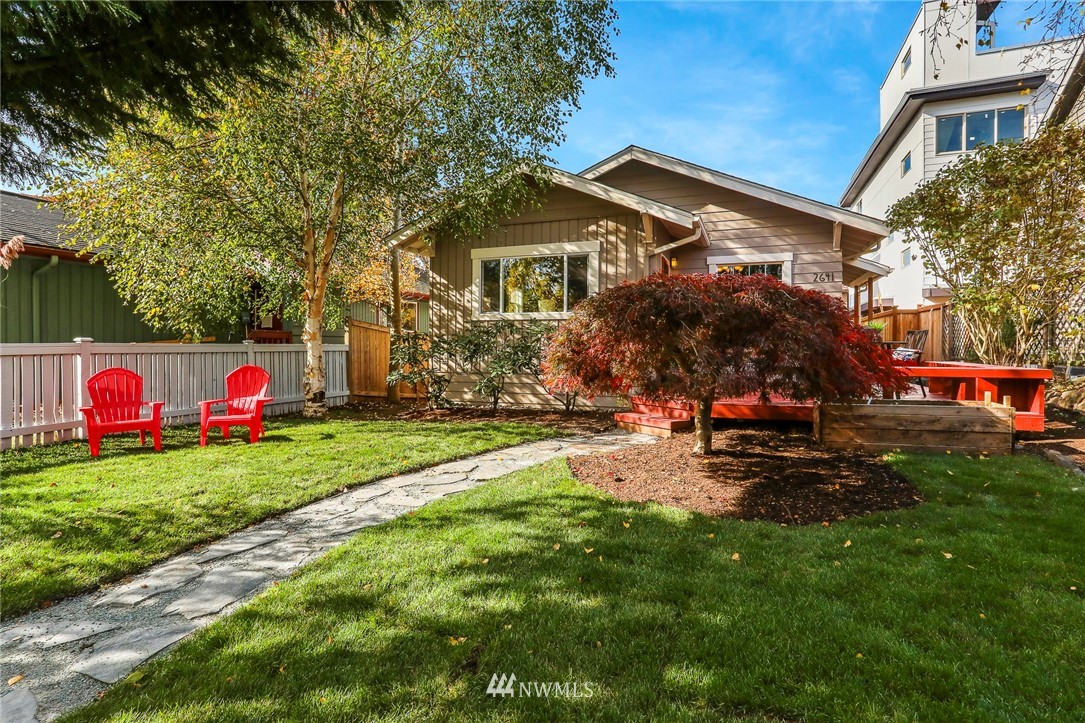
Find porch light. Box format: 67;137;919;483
670;256;678;269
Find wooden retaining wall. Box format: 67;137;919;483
814;400;1014;455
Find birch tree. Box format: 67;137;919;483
52;1;617;416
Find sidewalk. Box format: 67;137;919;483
0;430;655;722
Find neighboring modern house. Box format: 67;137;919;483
391;146;890;408
841;0;1085;310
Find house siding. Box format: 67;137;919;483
594;162;845;294
428;185;642;408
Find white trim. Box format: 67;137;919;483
580;146;889;236
706;252;794;284
546;167;695;229
471;241;600;321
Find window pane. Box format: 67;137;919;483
402;303;417;332
997;108;1025;143
965;110;995;150
567;255;589;310
901;152;911;175
936;115;963;153
502;255;564;313
481;260;501;312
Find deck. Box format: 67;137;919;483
616;362;1052;436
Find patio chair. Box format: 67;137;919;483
199;365;273;446
892;329;929;397
80;368;164;457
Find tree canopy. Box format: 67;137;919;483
1;0;401;184
887;123;1085;366
53;1;617;415
543;273;908;454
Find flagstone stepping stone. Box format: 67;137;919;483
413;471;468;487
413;478;477;496
374;489;428;509
380;473;429;489
71;624;196;684
1;621;119;650
0;687;38;723
320;507;396;537
191;529;287;564
426;459;480;474
161;570;270;620
469;461;523;481
93;563;204;607
246;539;315;574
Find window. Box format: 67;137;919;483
707;253;794;284
473;242;597;318
936;107;1027;153
901;247;912;267
900;47;912;77
715;262;783;281
901;151;912;176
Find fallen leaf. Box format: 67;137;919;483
279;666;286;674
844;540;852;548
7;674;24;686
731;552;741;561
553;543;561;550
481;558;489;565
320;697;327;704
327;635;334;644
598;555;603;562
583;547;594;554
362;583;372;591
708;533;715;539
821;521;830;527
504;624;512;630
855;653;863;659
226;676;234;683
942;552;953;559
51;531;63;539
449;636;467;645
125;671;145;684
979;613;986;619
622;520;631;528
595;640;602;648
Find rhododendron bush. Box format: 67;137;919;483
542;273;909;454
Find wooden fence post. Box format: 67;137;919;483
243;339;256;366
73;337;93;439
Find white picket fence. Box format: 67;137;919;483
0;339;349;449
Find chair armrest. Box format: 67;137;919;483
78;406;96;421
145;400;165;420
198;398;228;409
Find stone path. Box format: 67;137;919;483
0;430;654;722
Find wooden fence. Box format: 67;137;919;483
868;303;952;361
347;320;422;400
0;339;349;449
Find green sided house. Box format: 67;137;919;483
390;146;891;408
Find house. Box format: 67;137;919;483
841;0;1085;310
0;190;202;344
390;146;890;408
1;190;424;344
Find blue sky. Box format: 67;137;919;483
550;0;922;205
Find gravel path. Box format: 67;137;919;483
0;430;655;722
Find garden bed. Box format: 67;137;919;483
569;425;923;525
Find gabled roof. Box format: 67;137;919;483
389;165;695;253
1;190;76;252
840;71;1048;206
580;145;889;237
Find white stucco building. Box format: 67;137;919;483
841;0;1084;311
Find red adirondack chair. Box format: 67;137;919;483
199;365;273;446
80;368;164;457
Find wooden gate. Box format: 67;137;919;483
347;320;424;400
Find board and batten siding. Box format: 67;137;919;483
429;186;645;408
594;162;845;295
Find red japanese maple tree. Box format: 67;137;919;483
542;273;909;454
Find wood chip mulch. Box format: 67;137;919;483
568;425;925;525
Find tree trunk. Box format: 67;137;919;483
693;395;713;455
387;245;402;403
302;312;327;417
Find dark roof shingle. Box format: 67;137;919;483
1;190;79;252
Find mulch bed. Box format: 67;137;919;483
569;424;924;525
1017;405;1085;470
336;401;617;435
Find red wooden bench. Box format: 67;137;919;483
80;368;164;457
896;361;1052;432
199;365;274;446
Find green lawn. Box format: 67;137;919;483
0;412;559;618
66;452;1084;722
